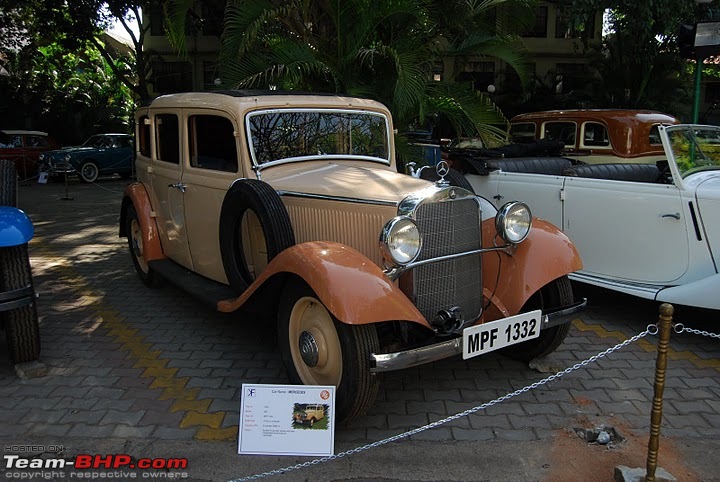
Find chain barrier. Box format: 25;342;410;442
228;325;655;482
673;323;720;340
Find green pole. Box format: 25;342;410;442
693;56;704;123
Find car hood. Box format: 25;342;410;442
43;146;96;158
694;173;720;256
262;161;436;204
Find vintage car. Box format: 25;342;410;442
39;133;133;183
0;130;58;181
509;110;679;164
0;160;41;363
293;404;326;426
452;124;720;310
119;91;585;422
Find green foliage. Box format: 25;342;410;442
163;0;535;140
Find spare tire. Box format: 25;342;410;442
219;179;295;293
419;166;475;193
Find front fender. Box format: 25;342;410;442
217;241;431;329
0;206;34;247
119;182;165;262
482;218;583;320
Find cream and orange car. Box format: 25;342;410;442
119;91;585;423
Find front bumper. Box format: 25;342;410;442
369;298;587;373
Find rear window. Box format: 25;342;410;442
138;116;151;157
509;123;536;143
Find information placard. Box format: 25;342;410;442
238;384;336;456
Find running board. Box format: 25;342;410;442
148;259;237;311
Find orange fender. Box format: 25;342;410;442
120;183;165;262
482;218;582;321
217;241;431;329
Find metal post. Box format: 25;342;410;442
693;57;704;123
61;166;73;201
645;303;674;482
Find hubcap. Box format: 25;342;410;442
299;331;319;367
130;219;149;273
83;164;97;181
288;296;342;386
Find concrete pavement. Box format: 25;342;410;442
1;178;718;481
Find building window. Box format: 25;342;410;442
149;7;164;36
555;63;586;94
457;61;495;92
151;61;193;94
188;115;238;172
203;61;220;89
155;114;180;164
523;7;548;38
200;0;223;36
555;11;595;39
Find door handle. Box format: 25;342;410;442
168;182;186;193
493;194;503;200
661;212;680;220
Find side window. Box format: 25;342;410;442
509;122;536;143
649;125;662;145
581;122;610;148
543;122;576;147
188;114;238;173
138;116;151;157
115;137;132;148
8;135;22;148
156;114;179;164
26;136;48;148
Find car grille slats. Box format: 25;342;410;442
413;197;482;324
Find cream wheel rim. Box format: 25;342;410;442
288;296;342;386
130;218;149;274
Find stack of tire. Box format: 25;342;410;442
0;160;40;363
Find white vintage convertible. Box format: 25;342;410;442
452;124;720;310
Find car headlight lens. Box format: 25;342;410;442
380;217;422;266
496;201;532;244
38;154;44;161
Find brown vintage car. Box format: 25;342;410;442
509;110;679;164
120;91;585;423
0;130;58;180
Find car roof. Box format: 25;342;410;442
146;91;390;114
1;130;49;136
510;109;679;125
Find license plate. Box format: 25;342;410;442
462;310;542;359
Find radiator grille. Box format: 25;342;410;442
413;197;482;324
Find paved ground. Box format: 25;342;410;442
1;178;719;481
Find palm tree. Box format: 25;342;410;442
166;0;535;145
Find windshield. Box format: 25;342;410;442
246;109;390;166
665;125;720;177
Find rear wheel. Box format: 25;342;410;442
502;276;573;361
125;205;160;287
278;281;380;423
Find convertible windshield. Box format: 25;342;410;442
666;125;720;177
247;110;390;165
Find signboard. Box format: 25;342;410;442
238;384;336;456
695;22;720;58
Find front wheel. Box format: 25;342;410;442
278;280;380;424
79;161;99;183
502;275;574;362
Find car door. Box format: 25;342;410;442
563;178;689;283
180;110;241;284
149;110;193;270
493;171;565;228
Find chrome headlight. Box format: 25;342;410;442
496;201;532;244
379;216;422;266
